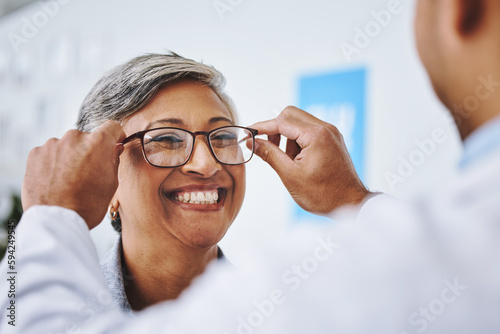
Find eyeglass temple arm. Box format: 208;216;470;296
117;132;143;146
236;129;259;145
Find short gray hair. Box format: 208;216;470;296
77;52;238;132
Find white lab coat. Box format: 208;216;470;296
2;149;500;334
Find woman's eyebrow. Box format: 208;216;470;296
209;117;233;125
146;118;184;129
145;116;233;130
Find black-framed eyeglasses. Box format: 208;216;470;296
119;125;258;168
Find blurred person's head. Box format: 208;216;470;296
77;53;246;253
414;0;500;139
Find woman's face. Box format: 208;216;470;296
115;79;245;249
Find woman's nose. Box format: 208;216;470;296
180;138;222;177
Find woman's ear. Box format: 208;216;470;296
456;0;486;36
436;0;487;53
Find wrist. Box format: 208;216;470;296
331;186;373;212
350;187;373;206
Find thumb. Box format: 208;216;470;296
254;138;295;177
113;143;124;168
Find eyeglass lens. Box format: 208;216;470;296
142;127;254;167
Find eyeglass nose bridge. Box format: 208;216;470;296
185;130;219;165
184;128;258;167
191;130;212;141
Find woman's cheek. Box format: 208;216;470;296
229;165;246;215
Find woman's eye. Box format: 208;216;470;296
152;135;183;144
212;132;237;142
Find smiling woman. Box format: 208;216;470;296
77;53;255;313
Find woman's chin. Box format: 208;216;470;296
169;223;226;249
158;202;232;249
183;233;223;249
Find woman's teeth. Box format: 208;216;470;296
172;191;219;205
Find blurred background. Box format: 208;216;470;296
0;0;461;262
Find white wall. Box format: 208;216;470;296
0;0;462;263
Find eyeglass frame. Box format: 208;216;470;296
119;125;259;168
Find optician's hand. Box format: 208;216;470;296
250;106;371;214
22;120;126;230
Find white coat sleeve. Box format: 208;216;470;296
0;206;131;334
1;197;493;333
0;202;428;334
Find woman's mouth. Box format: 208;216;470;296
165;188;227;209
171;190;219;205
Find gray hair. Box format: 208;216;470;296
77;52;238;132
77;52;238;233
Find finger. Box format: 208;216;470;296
93;120;126;145
250;107;342;155
250;117;303;143
249;118;281;136
254;138;295;177
115;143;125;157
112;144;125;171
252;106;339;137
279;106;327;126
61;129;82;142
250;106;325;130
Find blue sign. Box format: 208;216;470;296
294;67;367;223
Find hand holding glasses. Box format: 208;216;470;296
119;126;258;168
